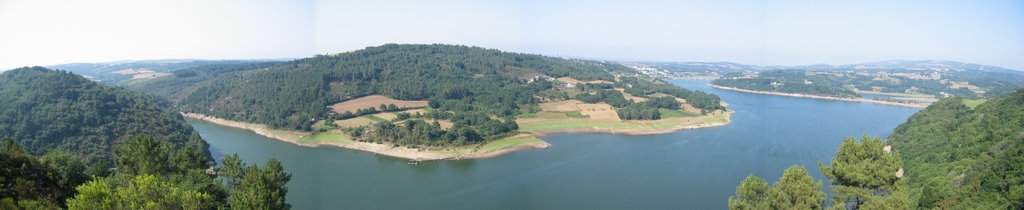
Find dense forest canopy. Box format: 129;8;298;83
0;67;212;163
2;136;291;209
888;89;1024;209
158;44;723;145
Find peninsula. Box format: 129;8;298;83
141;44;732;160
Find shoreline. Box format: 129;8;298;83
184;109;730;161
525;116;731;137
710;85;928;108
183;112;550;161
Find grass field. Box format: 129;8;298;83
566;111;589;118
963;99;987;109
363;115;388;123
516;113;538;118
517;112;729;133
659;109;700;118
372;112;398;121
477;135;545;152
297;131;350;144
335;117;375;128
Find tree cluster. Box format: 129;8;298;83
0;135;298;210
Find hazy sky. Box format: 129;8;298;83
2;0;1022;70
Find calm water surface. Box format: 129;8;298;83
190;80;920;209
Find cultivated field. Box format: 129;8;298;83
538;100;618;121
539;100;585;112
576;103;619;121
330;95;429;113
556;77;613;85
615;88;648;103
112;68;171;80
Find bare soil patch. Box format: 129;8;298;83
335;117;376;128
615;88;648;103
556;77;613;85
577;103;619;121
330;95;428;114
539;100;584;112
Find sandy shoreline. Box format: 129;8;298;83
526;118;731;137
182;112;550;161
710;85;928;108
184;110;728;161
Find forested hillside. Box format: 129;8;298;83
169;44;724;141
127;61;282;103
728;89;1024;210
0;67;212;163
712;70;859;98
888;89;1024;209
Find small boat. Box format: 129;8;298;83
408;160;420;165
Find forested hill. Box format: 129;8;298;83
172;44;724;130
888;89;1024;209
0;67;212;163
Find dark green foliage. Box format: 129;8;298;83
114;135;210;176
0;138;81;208
820;136;909;209
888;89;1024;209
728;175;769;210
65;137;291;209
617;105;661;120
0;67;212;163
728;165;827;210
229;158;291;210
644;96;682;109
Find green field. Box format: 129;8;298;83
477;135;545;152
516;113;538;118
518;113;729;133
658;109;700;118
363;115;388;122
565;111;589;118
962;99;986;109
297;131;350;144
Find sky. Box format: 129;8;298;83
1;0;1022;70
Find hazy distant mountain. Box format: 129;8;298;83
644;60;1021;73
642;61;764;73
707;60;1024;99
47;59;287;84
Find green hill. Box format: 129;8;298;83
0;67;212;163
144;44;724;146
888;89;1024;209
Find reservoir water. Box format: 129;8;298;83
189;80;921;209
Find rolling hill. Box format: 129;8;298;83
0;67;212;163
134;44;726;147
